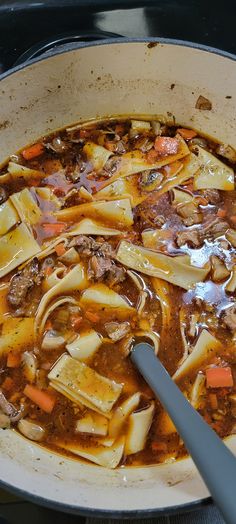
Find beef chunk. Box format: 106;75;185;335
200;189;221;205
105;321;130;341
88;255;126;284
105;265;126;286
177;201;203;226
222;305;236;332
88;255;113;279
8;258;42;308
70;235;114;257
203;219;229;240
176;229;201;248
211;256;230;282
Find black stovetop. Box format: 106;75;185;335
0;0;235;73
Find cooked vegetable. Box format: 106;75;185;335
206;367;233;388
18;418;46;441
24;384;56;414
22;143;44;160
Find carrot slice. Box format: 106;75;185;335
22;143;44;160
2;377;14;391
42;223;66;236
217;208;227;218
44;266;53;277
154;136;179;155
55;243;66;257
24;384;56;413
7;352;22;368
177;128;197;140
208;393;218;410
151;441;168;453
146;148;159;164
71;315;83;330
85;311;100;323
206;367;233;388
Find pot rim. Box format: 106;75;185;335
0;37;235;82
0;35;234;518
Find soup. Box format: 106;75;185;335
0;117;236;469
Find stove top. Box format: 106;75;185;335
0;0;235;73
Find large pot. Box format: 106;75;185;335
0;38;235;518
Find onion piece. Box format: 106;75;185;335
18;419;46;441
42;330;66;351
22;352;38;383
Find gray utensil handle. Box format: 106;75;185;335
131;343;236;524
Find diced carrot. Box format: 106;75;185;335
115;124;125;135
196;196;208;206
105;141;116;152
44;266;53;277
230;215;236;225
208;393;218;410
146;148;159;164
1;377;14;391
154;136;179;156
28;178;41;187
177;128;197;140
45;320;52;330
206;367;233;388
85;311;100;323
22;142;44;160
24;384;56;414
7;352;22;368
55;243;66;257
79;128;91;138
217;208;227;218
42;223;66;236
71;315;83;330
151;441;168;453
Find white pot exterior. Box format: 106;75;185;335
0;40;235;516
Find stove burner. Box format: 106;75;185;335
14;30;121;66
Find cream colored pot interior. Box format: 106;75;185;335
0;41;236;515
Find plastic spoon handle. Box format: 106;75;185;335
131;343;236;524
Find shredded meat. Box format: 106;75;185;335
177;201;203;226
105;265;126;286
222;305;236;332
88;255;126;284
105;321;130;341
203;219;229;240
70;235;114;258
176;229;201;248
200;189;221;205
211;256;230;282
8;258;42;309
88;255;113;279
